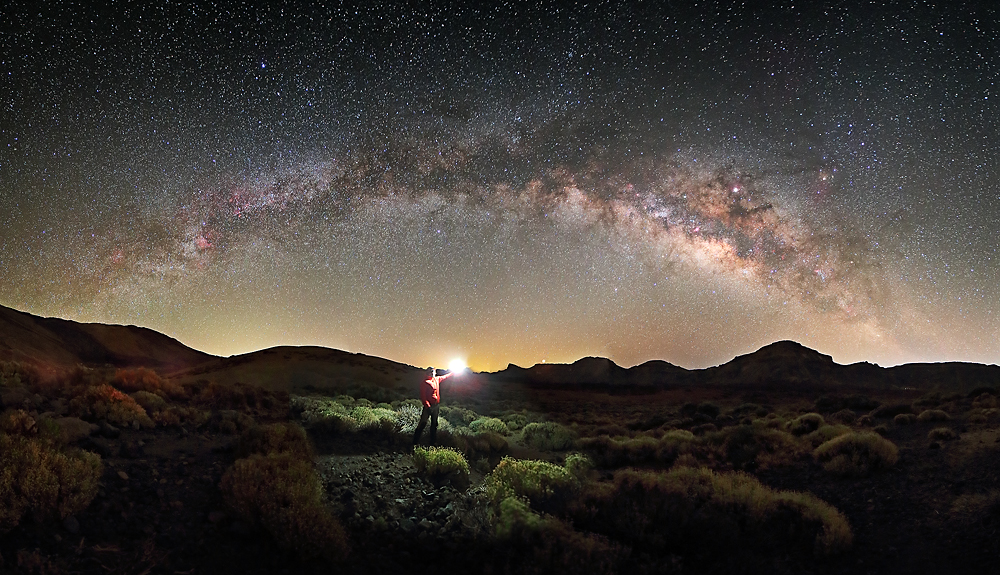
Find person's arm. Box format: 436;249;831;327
439;371;455;381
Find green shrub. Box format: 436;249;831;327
130;390;167;413
573;467;852;559
502;413;530;431
712;425;806;470
220;452;348;560
813;432;899;477
521;422;576;451
470;417;511;436
564;453;593;479
70;384;154;429
893;413;917;425
579;430;699;468
803;424;852;448
440;405;479;427
0;433;102;534
493;497;622;575
917;409;951;422
483;457;577;513
350;406;398;434
395;403;422;434
236;422;313;460
928;427;958;441
412;446;470;487
787;413;825;436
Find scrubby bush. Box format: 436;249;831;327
814;432;899;477
828;409;857;425
220;452;347;561
0;432;102;534
712;424;807;470
351;406;399;435
236;423;313;460
113;368;185;399
440;405;478;427
564;453;593;479
696;402;721;418
928;427;958;441
470;417;511;436
579;430;699;468
502;413;530;432
484;457;578;513
412;446;470;487
130;390;167;413
573;467;852;559
493;497;622;575
787;413;825;436
187;380;289;418
870;403;912;419
395;403;422;434
917;409;951;422
521;422;576;451
70;384;154;429
803;424;852;448
894;413;917;425
452;430;509;461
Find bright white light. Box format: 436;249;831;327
448;358;467;374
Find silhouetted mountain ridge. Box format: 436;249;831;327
0;304;996;393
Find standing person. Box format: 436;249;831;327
413;367;454;446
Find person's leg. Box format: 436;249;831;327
429;404;440;445
413;406;431;446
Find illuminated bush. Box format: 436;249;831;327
483;457;578;513
113;368;185;399
395;403;422;434
520;422;576;451
236;422;313;459
573;467;852;559
70;384;154;429
564;453;593;479
220;452;347;561
502;413;530;431
814;432;899;477
0;433;102;534
470;417;511;436
440;405;478;427
350;406;398;434
412;446;470;487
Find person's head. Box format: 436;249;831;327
428;367;436;378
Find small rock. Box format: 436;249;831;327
419;519;433;530
117;470;129;481
400;518;415;532
63;515;80;534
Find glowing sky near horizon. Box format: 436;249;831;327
1;1;998;371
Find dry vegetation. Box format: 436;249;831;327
2;358;1000;574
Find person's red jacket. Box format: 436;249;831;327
420;372;454;408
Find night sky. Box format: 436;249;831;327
2;1;998;372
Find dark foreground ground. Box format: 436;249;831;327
3;381;1000;575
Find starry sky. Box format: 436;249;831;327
1;1;998;372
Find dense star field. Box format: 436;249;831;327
1;1;997;371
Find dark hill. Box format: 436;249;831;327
0;304;214;372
